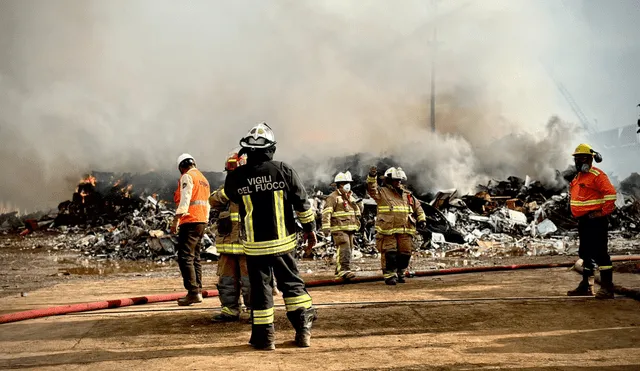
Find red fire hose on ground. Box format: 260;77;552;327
2;256;639;325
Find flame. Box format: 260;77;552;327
113;179;122;187
80;175;97;186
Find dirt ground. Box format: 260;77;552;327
1;235;640;370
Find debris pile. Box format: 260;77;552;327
2;166;640;262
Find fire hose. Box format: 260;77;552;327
2;256;640;325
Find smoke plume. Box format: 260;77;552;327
1;0;638;210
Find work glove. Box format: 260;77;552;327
369;166;377;177
303;231;317;250
170;216;180;234
588;210;603;219
417;220;427;230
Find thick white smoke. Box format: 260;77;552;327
0;0;637;210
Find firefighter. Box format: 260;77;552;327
567;143;618;299
209;149;251;322
367;166;427;285
221;122;318;350
322;171;361;280
171;154;211;306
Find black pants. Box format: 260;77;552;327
578;216;612;274
177;222;206;293
246;252;312;336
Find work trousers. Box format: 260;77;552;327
246;252;313;343
177;222;206;294
578;216;612;275
376;233;413;279
333;231;355;278
217;254;251;316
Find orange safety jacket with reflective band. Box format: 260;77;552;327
366;175;426;235
569;166;617;218
175;168;211;225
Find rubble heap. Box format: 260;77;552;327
2;166;640;262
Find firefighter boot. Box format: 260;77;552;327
396;254;411;284
595;269;614;300
287;308;318;347
177;292;203;306
384;251;398;286
249;324;275;351
567;273;594;296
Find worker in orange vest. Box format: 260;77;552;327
567;144;617;299
172;153;211;306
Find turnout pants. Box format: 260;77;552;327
376;233;413;279
177;222;206;294
333;231;355;278
217;254;251;316
578;216;612;276
246;252;313;346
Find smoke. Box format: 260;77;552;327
0;0;637;210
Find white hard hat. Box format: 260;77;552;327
177;153;195;168
334;171;353;183
384;167;407;181
239;122;276;149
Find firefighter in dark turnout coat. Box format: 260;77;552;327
221;123;318;350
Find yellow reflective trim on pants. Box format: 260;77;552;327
274;190;286;240
297;209;315;224
243;234;297;256
599;266;613;270
242;195;254;243
253;308;274;325
284;294;312;312
230;213;240;222
221;307;238;316
375;226;416;235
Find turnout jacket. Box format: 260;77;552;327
569;166;617;218
321;190;361;233
366;175;426;235
209;186;244;255
222;159;315;256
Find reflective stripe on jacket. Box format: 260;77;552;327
321;190;361;233
223;160;315;256
175;168;211;225
366;175;426;235
569;167;617;218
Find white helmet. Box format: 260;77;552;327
239;122;276;149
334;171;353;183
177;153;196;168
384;167;407;181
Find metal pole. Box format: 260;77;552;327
429;0;438;133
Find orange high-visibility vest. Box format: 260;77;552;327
569;167;617;218
175;168;211;225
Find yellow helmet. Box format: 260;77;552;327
572;143;594;156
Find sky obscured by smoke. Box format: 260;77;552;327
1;0;639;211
